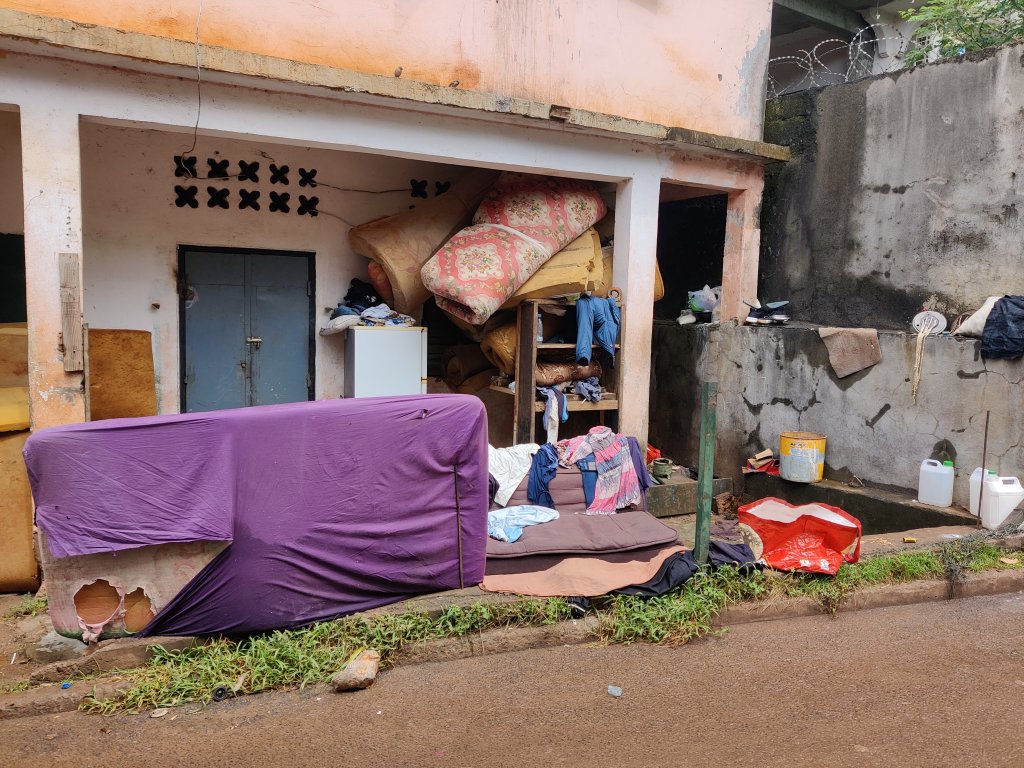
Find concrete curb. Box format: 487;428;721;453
0;677;131;720
2;569;1022;720
28;635;202;683
392;617;602;666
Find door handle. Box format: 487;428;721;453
246;336;262;349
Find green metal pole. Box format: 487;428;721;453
694;381;717;564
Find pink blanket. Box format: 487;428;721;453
422;174;606;325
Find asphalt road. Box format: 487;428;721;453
3;593;1024;768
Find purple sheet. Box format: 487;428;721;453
24;395;489;636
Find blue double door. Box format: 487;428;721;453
180;248;314;413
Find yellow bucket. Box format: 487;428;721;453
779;431;826;483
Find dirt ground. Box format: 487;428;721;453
2;593;1023;767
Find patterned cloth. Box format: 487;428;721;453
421;174;606;325
559;427;642;515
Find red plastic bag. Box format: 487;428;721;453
646;445;662;465
738;497;861;575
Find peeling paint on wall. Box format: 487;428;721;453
0;0;772;139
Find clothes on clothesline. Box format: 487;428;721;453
572;376;602;403
488;443;539;507
575;294;620;367
614;541;758;597
487;505;560;543
527;443;560;509
559;426;641;514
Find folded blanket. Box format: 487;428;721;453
481;544;686;597
535;360;603;387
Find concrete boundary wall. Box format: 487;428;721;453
759;43;1024;329
649;322;1024;507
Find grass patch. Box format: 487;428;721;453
3;594;48;620
80;540;1024;714
81;599;571;714
939;538;1024;583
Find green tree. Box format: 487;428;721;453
900;0;1024;66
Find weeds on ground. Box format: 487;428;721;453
3;594;48;620
0;680;33;694
80;539;1024;714
938;538;1024;584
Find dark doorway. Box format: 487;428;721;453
0;234;26;323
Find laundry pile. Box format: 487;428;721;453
320;278;417;335
483;427;757;598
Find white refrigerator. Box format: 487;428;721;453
343;326;428;397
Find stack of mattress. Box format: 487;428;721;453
482;464;683;597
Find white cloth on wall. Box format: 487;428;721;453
488;443;540;506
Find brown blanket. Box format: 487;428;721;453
535;360;603;386
481;544;686;597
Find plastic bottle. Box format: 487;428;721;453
980;476;1024;530
969;467;998;516
536;312;544;343
918;459;954;507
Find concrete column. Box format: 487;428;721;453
20;106;86;429
612;170;661;445
720;175;765;321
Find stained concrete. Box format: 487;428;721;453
648;321;1024;508
760;43;1024;329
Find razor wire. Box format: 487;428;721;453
766;24;909;99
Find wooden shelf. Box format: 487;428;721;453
537;342;619;350
512;299;622;444
490;385;618;412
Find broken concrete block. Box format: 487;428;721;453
332;649;380;692
24;630;88;663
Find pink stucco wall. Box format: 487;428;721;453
1;0;773;140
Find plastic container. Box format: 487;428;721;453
918;459;954;507
980;476;1024;530
969;467;998;516
536;313;544;343
779;432;826;483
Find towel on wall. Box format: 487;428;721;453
817;327;881;378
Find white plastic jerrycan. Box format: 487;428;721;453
918;459;954;508
969;467;997;516
980;476;1024;530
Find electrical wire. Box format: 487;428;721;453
179;0;205;165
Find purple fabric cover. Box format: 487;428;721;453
24;395;488;636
